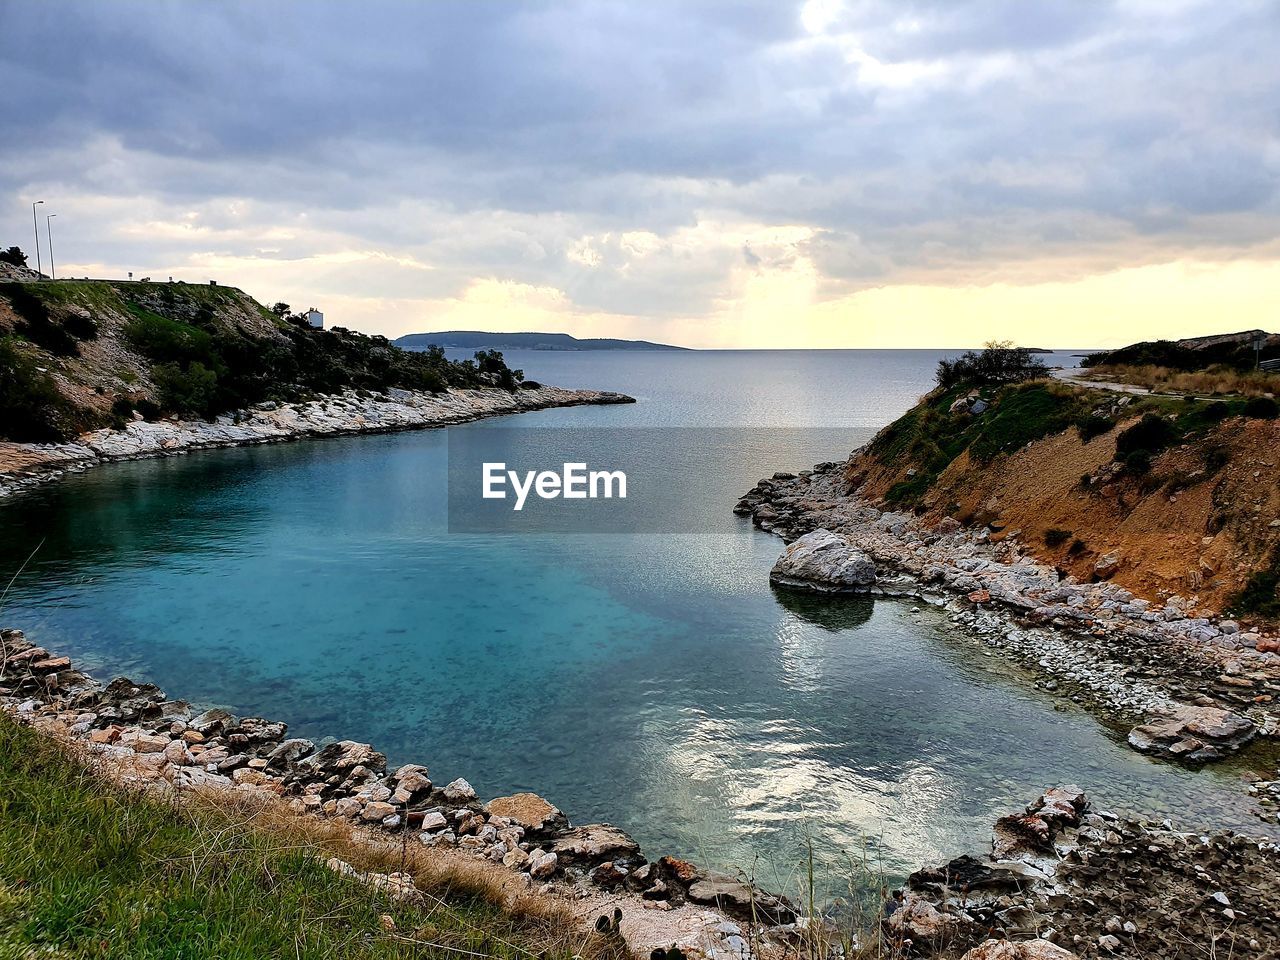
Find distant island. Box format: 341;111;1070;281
394;330;690;352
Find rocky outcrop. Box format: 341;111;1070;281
768;528;877;593
0;385;634;498
1127;704;1256;764
737;465;1280;766
889;786;1280;958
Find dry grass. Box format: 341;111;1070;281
0;714;623;960
1086;363;1279;397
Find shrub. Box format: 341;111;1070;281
0;338;72;441
1230;549;1280;620
0;245;27;268
1068;538;1087;555
1123;449;1153;474
125;309;216;366
1244;395;1279;420
1075;414;1115;442
0;282;80;355
1114;413;1175;460
152;361;219;418
1044;528;1072;548
936;341;1048;390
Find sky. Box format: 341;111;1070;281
1;0;1277;349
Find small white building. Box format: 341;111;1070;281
306;309;324;329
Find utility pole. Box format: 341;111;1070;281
31;200;44;277
46;214;57;280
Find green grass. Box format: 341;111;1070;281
0;716;591;960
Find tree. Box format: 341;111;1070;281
936;340;1048;389
270;302;291;319
0;246;28;268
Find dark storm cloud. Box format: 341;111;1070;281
1;0;1277;321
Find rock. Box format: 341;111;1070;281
265;738;315;767
769;529;876;593
1128;705;1255;764
300;740;387;777
686;873;797;924
550;824;642;866
528;850;558;879
884;894;960;947
361;801;397;822
485;792;566;837
590;861;630;887
418;811;448;833
442;778;477;803
961;940;1078;960
1093;553;1120;579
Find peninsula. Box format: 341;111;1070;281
395;330;689;352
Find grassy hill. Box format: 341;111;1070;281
847;370;1280;621
0;280;523;443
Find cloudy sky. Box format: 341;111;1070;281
2;1;1277;348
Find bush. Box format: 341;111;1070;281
0;338;72;441
1075;414;1115;442
152;361;219;418
1044;528;1072;548
1244;395;1279;420
0;246;28;268
1230;549;1280;620
0;283;81;355
936;341;1048;390
1123;449;1153;474
1114;413;1175;460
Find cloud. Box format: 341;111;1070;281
1;0;1277;346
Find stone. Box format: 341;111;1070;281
769;529;876;593
884;894;959;946
485;792;566;837
686;873;796;924
442;778;477;803
1128;705;1255;764
361;801;396;822
1093;553;1120;579
528;850;558;879
419;811;448;832
551;824;642;866
961;940;1078;960
265;738;315;767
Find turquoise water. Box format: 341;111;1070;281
0;350;1270;902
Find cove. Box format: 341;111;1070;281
0;349;1270;903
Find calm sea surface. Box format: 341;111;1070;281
1;350;1271;902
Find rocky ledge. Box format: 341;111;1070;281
0;627;796;959
887;786;1280;958
0;384;634;498
737;465;1280;770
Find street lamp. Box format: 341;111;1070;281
31;200;44;277
46;214;57;280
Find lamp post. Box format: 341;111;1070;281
46;214;57;280
31;200;44;277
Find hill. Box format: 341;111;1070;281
0;280;525;443
395;330;688;352
841;375;1280;620
1083;329;1279;371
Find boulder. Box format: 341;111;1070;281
769;529;876;594
442;778;477;803
686;873;797;924
1128;705;1255;764
486;792;566;838
551;824;642;866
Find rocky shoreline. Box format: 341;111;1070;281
887;785;1280;958
737;463;1280;772
0;627;801;960
0;383;634;498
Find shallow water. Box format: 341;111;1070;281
1;349;1270;902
